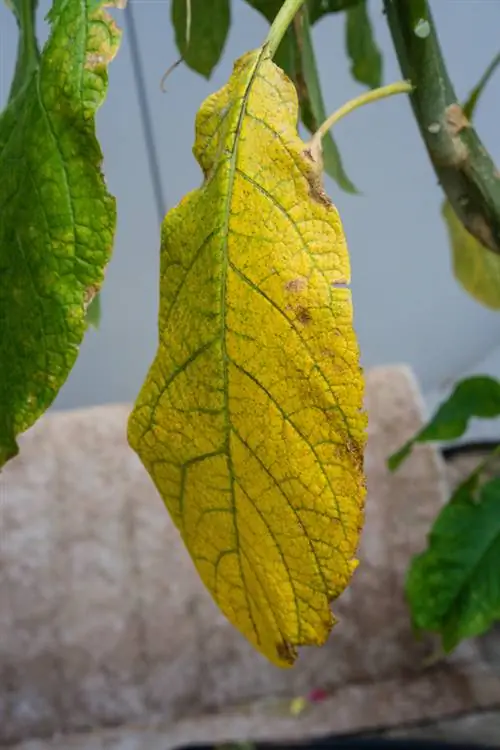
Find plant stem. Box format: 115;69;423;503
383;0;500;255
9;0;39;101
265;0;307;59
310;80;412;147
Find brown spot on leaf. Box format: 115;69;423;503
276;640;296;664
296;306;312;325
302;146;332;207
285;277;308;293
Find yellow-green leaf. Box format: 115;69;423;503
128;50;367;667
443;200;500;310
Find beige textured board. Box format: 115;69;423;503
2;366;500;749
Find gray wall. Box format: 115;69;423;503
1;0;500;421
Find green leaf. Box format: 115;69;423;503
463;51;500;120
296;6;358;192
345;0;382;89
86;293;102;330
172;0;230;78
388;376;500;471
8;0;40;101
0;0;121;468
308;0;362;25
407;474;500;651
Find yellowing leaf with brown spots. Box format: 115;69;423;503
127;49;366;667
444;200;500;311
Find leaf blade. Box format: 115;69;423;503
128;50;366;666
388;376;500;471
444;199;500;310
0;0;121;467
345;0;382;89
172;0;230;78
407;475;500;651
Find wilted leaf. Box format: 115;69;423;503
172;0;230;78
345;0;382;89
0;0;121;467
295;7;358;192
388;376;500;471
128;50;366;666
407;474;500;651
443;52;500;309
444;200;500;310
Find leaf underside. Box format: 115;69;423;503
128;50;366;667
0;0;121;467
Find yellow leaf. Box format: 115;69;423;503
128;49;366;667
443;200;500;310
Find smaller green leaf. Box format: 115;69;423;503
308;0;362;25
345;0;382;89
463;51;500;120
407;474;500;652
444;199;500;310
86;293;101;329
172;0;230;78
294;7;358;193
388;376;500;470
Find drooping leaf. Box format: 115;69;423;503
345;0;382;89
242;1;358;192
0;0;121;468
128;50;367;667
388;376;500;471
407;474;500;651
444;199;500;310
442;51;500;309
295;7;358;192
172;0;230;78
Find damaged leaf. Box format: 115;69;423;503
444;50;500;309
444;199;500;310
128;50;366;666
0;0;121;467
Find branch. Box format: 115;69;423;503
383;0;500;254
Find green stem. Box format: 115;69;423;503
9;0;40;102
384;0;500;255
310;80;412;146
265;0;307;59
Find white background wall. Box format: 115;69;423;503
1;0;500;434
